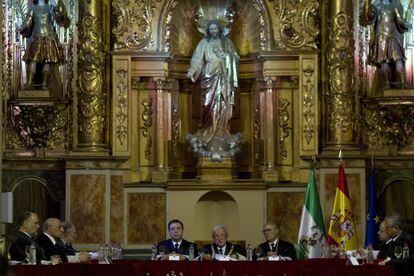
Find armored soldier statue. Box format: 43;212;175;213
19;0;70;89
363;0;411;90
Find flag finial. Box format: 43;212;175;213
312;156;317;169
338;149;343;162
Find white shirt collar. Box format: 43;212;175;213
217;244;226;254
172;240;182;247
44;232;57;245
268;238;278;246
19;230;32;238
385;234;401;244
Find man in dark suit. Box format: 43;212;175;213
378;213;414;276
203;225;246;260
157;219;198;260
254;222;296;260
37;218;68;263
9;212;46;263
58;222;90;262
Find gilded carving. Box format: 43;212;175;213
8;104;68;150
278;97;291;161
77;12;106;146
112;0;162;51
115;69;128;146
140;98;153;161
253;0;271;51
162;0;177;52
171;104;180;162
327;12;355;133
253;95;261;165
303;65;315;144
271;0;320;49
363;101;414;149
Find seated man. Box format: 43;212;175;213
37;218;68;263
378;213;414;276
255;222;296;260
203;225;246;261
9;212;46;263
157;219;197;260
58;222;89;262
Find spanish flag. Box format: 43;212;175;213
327;164;359;250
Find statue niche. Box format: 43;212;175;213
186;6;242;162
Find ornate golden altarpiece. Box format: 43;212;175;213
2;0;414;248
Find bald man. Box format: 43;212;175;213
254;222;296;260
37;218;68;263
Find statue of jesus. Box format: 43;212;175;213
186;19;241;160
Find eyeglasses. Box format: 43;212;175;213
262;228;272;233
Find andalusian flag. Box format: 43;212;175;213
296;168;326;259
327;164;359;250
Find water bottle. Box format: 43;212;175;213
29;244;37;265
98;244;105;264
117;243;123;259
403;243;410;260
151;243;157;260
189;244;195;260
246;244;253;261
367;245;374;263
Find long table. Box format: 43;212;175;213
11;259;395;276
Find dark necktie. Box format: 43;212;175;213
174;243;179;251
218;248;223;254
271;243;276;252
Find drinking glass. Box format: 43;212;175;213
198;248;204;261
159;245;166;257
25;245;31;263
394;246;403;259
255;246;262;260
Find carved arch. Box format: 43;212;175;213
157;0;273;53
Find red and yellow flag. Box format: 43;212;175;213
327;164;359;250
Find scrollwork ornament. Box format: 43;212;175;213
363;102;414;149
140;98;153;160
77;13;106;143
271;0;320;49
112;0;162;50
8;104;68;150
303;65;315;144
278;98;291;161
253;0;271;51
327;11;355;133
115;69;128;146
253;94;261;164
171;104;180;161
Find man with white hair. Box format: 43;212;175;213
203;225;246;260
37;217;67;263
378;213;414;275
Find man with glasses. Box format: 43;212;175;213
254;222;295;260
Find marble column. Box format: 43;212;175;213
152;78;169;182
262;77;279;182
325;0;358;149
76;0;107;151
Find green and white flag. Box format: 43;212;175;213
295;168;326;259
